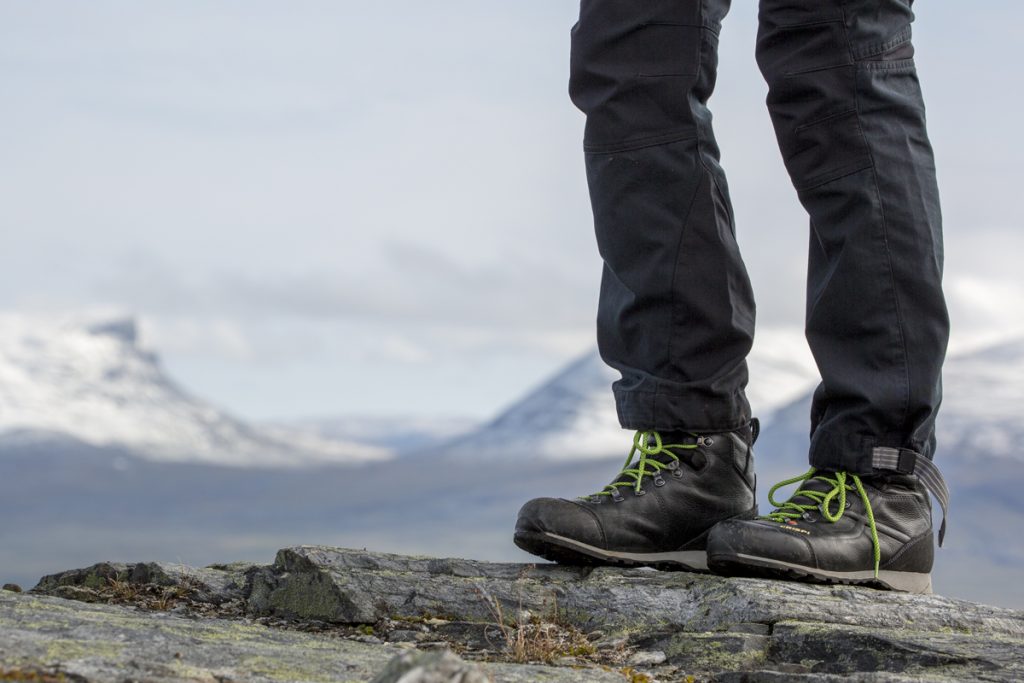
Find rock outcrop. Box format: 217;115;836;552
4;546;1024;682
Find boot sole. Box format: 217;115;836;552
708;552;933;594
513;507;759;573
514;530;709;571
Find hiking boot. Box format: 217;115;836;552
707;468;939;593
513;419;760;571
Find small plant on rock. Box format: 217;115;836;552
475;568;596;665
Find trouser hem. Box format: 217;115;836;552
808;428;935;476
614;386;751;432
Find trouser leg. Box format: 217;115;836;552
756;0;949;473
570;0;755;432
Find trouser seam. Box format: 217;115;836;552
841;3;912;439
696;0;733;234
665;163;706;400
793;108;858;132
794;158;873;192
666;0;711;392
858;59;916;72
851;24;912;61
584;131;697;155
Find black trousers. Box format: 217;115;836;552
571;0;949;474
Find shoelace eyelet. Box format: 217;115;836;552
635;488;647;496
589;430;698;502
801;512;816;522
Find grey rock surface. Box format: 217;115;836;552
1;590;394;682
248;546;1024;637
368;649;488;683
18;545;1024;682
34;559;256;605
0;592;622;683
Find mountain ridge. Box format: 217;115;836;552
0;313;388;467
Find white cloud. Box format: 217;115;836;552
138;316;253;361
368;336;431;365
3;1;1022;420
90;241;600;333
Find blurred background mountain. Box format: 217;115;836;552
2;2;1022;608
1;315;1022;608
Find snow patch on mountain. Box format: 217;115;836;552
936;338;1024;461
437;327;819;460
434;329;1024;463
0;313;388;467
744;328;820;422
445;350;627;459
755;336;1024;463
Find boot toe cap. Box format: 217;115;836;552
515;497;605;547
708;518;817;568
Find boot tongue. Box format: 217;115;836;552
659;431;702;445
775;471;841;510
658;432;706;469
608;434;697;486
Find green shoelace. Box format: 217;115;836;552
587;430;699;499
763;468;881;577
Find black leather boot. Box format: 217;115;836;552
708;468;939;593
513;419;759;571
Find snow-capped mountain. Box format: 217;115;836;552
434;329;1024;465
762;336;1024;465
935;338;1024;461
0;314;388;467
1;317;1020;607
743;327;820;423
437;350;626;459
437;328;820;460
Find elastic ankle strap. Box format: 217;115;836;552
871;447;949;546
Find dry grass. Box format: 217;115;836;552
104;573;200;612
105;577;139;602
475;571;596;665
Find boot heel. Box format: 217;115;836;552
876;571;933;594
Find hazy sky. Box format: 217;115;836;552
2;1;1022;421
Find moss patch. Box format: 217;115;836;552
43;639;124;662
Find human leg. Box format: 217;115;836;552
514;0;759;569
707;0;949;591
758;0;948;472
573;0;756;432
